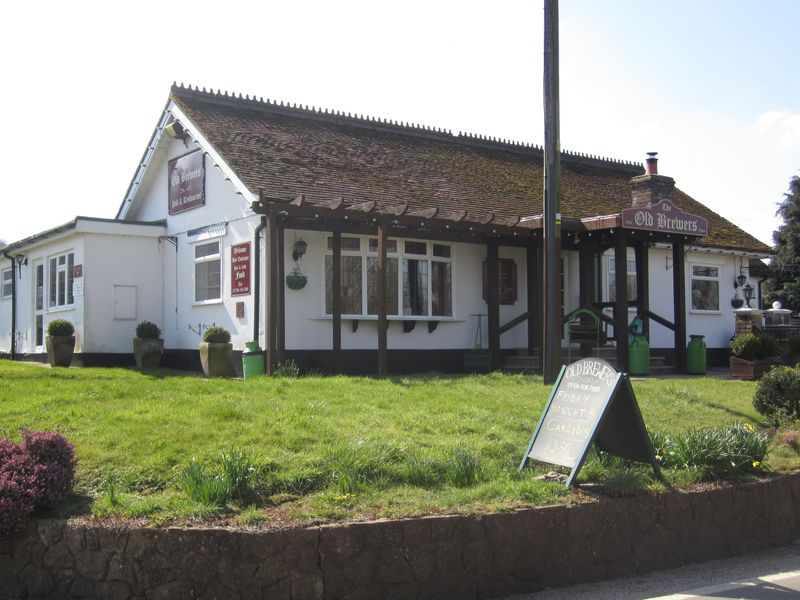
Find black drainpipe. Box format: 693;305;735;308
3;250;16;360
253;217;267;342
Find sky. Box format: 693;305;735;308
1;0;798;248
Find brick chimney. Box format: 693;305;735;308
630;152;675;207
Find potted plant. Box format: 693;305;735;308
46;319;75;368
200;325;233;377
730;333;780;380
133;321;163;370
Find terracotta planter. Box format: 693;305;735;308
133;338;163;369
46;335;75;368
199;342;233;377
730;356;776;380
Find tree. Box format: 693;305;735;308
764;176;800;312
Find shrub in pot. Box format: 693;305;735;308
45;319;75;368
730;333;780;380
200;326;232;377
133;320;163;370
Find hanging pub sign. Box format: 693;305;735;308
622;198;708;237
519;357;661;487
231;242;251;296
168;150;205;215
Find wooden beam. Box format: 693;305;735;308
266;212;279;375
578;244;597;356
527;240;542;362
332;231;342;373
487;240;501;370
672;241;687;373
634;242;649;339
614;235;629;372
277;225;286;365
377;220;388;378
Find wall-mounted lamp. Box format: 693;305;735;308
292;239;308;262
742;282;754;308
164;120;189;146
14;255;27;268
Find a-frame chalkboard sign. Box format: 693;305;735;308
519;357;661;487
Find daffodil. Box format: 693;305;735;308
752;460;761;469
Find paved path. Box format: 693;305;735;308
507;542;800;599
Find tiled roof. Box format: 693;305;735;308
171;84;770;254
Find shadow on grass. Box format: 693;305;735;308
44;493;94;519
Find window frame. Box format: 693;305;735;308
47;251;74;310
193;240;223;304
1;267;11;299
323;234;454;319
607;254;638;305
690;263;721;313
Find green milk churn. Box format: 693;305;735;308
687;334;707;374
242;341;266;379
629;334;650;375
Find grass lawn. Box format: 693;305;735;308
0;361;794;528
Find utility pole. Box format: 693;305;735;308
543;0;562;384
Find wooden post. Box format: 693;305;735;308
543;0;563;384
614;235;629;372
332;231;342;373
266;212;279;375
487;240;501;370
277;224;286;365
634;242;649;339
377;220;388;378
672;241;687;372
527;240;542;363
578;243;596;356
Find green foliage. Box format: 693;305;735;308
731;334;780;360
326;439;403;494
787;336;800;362
0;362;784;525
445;447;482;487
764;176;800;312
47;319;74;337
178;449;254;507
274;359;300;377
659;424;768;479
203;326;231;344
135;321;161;339
753;365;800;425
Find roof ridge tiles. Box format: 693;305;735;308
170;82;643;173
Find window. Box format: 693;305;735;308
194;241;221;302
1;268;11;299
608;257;637;303
48;252;74;308
691;265;720;311
324;235;452;317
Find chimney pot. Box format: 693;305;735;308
645;151;658;175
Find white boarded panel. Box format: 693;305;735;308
113;285;136;320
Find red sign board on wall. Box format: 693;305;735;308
621;199;708;237
231;243;251;296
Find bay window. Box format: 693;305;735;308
324;236;452;318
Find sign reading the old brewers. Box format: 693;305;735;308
230;242;251;296
622;198;708;237
520;358;661;487
168;149;205;215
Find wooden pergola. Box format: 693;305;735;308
253;193;702;377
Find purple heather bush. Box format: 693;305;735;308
0;431;75;536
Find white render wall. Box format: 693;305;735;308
128;136;262;351
81;234;165;353
0;255;12;353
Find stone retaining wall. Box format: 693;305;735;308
2;474;799;599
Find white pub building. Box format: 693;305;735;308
0;85;771;375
